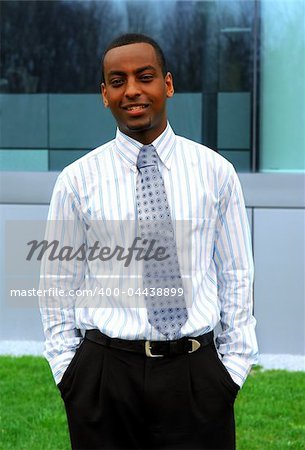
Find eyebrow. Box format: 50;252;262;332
107;65;157;78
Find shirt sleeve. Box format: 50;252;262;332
213;165;259;388
39;173;87;385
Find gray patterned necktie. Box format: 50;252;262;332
136;144;188;340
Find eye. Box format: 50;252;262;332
140;74;153;81
110;78;124;87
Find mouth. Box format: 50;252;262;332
122;104;149;114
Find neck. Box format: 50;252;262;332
120;122;168;145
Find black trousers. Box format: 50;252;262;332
58;336;240;450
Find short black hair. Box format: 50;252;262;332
101;33;167;83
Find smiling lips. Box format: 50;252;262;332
122;104;149;114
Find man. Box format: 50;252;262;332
40;33;258;450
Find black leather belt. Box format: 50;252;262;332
85;329;214;358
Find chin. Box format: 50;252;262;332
126;119;151;132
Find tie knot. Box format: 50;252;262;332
137;144;158;170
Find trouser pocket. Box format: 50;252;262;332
209;342;240;398
57;340;85;396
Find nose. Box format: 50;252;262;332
124;78;141;98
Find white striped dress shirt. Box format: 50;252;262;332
39;122;258;387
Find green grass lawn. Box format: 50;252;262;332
0;357;304;450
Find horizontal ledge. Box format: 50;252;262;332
258;354;305;372
239;173;305;208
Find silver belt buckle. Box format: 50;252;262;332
188;339;201;353
145;341;164;357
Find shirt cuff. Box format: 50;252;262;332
221;352;259;388
44;348;78;385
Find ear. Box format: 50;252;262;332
165;72;174;98
101;83;109;108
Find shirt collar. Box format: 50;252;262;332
114;122;176;172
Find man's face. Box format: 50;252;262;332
101;42;174;144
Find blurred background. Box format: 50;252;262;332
0;0;304;366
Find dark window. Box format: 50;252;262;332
0;0;257;172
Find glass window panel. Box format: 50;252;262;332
0;94;48;148
49;150;90;172
217;93;251;150
0;149;48;171
219;150;251;173
259;0;305;172
49;94;115;149
167;94;202;144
